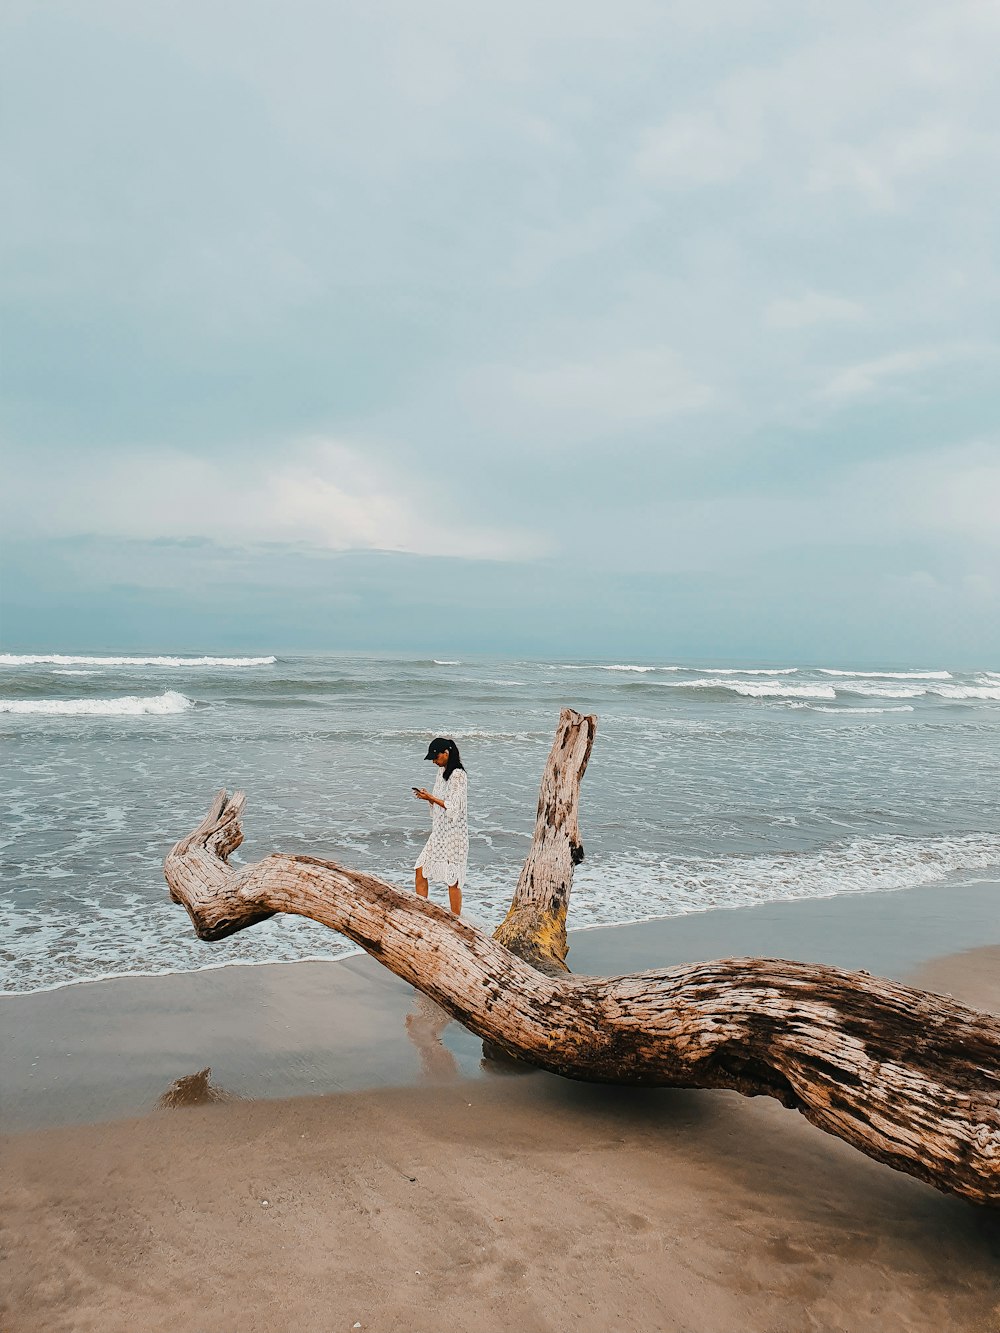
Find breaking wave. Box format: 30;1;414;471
841;681;1000;702
695;667;799;676
789;703;916;714
0;691;195;716
564;831;1000;929
658;679;837;700
819;669;951;680
0;654;276;668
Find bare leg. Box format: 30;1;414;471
448;882;462;916
415;867;429;899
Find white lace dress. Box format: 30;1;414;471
414;768;469;889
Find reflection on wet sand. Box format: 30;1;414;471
404;993;460;1081
405;990;542;1079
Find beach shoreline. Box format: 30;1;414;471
2;876;998;1132
2;880;998;1332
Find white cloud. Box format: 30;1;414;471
888;439;1000;548
805;123;955;212
5;438;545;561
578;437;1000;574
467;346;715;442
765;290;865;330
632;5;999;211
821;343;1000;401
634;110;760;188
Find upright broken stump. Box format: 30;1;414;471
492;708;595;974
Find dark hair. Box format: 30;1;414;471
424;737;465;781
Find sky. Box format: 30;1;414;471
2;0;998;663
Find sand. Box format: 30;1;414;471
909;944;1000;1016
5;877;998;1132
2;887;999;1332
4;1070;1000;1333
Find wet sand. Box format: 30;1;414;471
3;877;998;1131
2;881;999;1332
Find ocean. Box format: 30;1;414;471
1;652;998;995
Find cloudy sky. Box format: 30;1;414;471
2;0;998;661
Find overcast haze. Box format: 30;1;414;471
2;1;998;662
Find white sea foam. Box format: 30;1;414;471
837;682;925;699
819;668;951;680
10;831;996;995
0;691;194;716
1;900;357;995
52;669;98;676
433;660;461;665
561;831;1000;929
695;667;799;676
930;682;1000;701
1;654;276;668
831;680;1000;702
554;663;663;672
375;727;546;742
731;680;835;699
660;678;836;700
790;704;916;714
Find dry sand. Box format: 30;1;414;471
4;1073;1000;1333
2;941;999;1333
909;943;1000;1016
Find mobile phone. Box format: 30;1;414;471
411;786;421;793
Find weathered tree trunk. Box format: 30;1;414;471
492;708;596;974
164;715;1000;1206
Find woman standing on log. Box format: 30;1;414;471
413;738;468;916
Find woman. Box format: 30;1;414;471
413;737;468;915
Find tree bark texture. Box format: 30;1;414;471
491;708;596;974
164;718;1000;1206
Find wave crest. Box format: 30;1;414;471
0;691;195;716
659;679;836;700
1;654;276;668
564;832;1000;928
819;668;951;680
696;667;799;676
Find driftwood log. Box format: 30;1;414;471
165;709;1000;1206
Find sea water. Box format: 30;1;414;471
1;653;997;993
